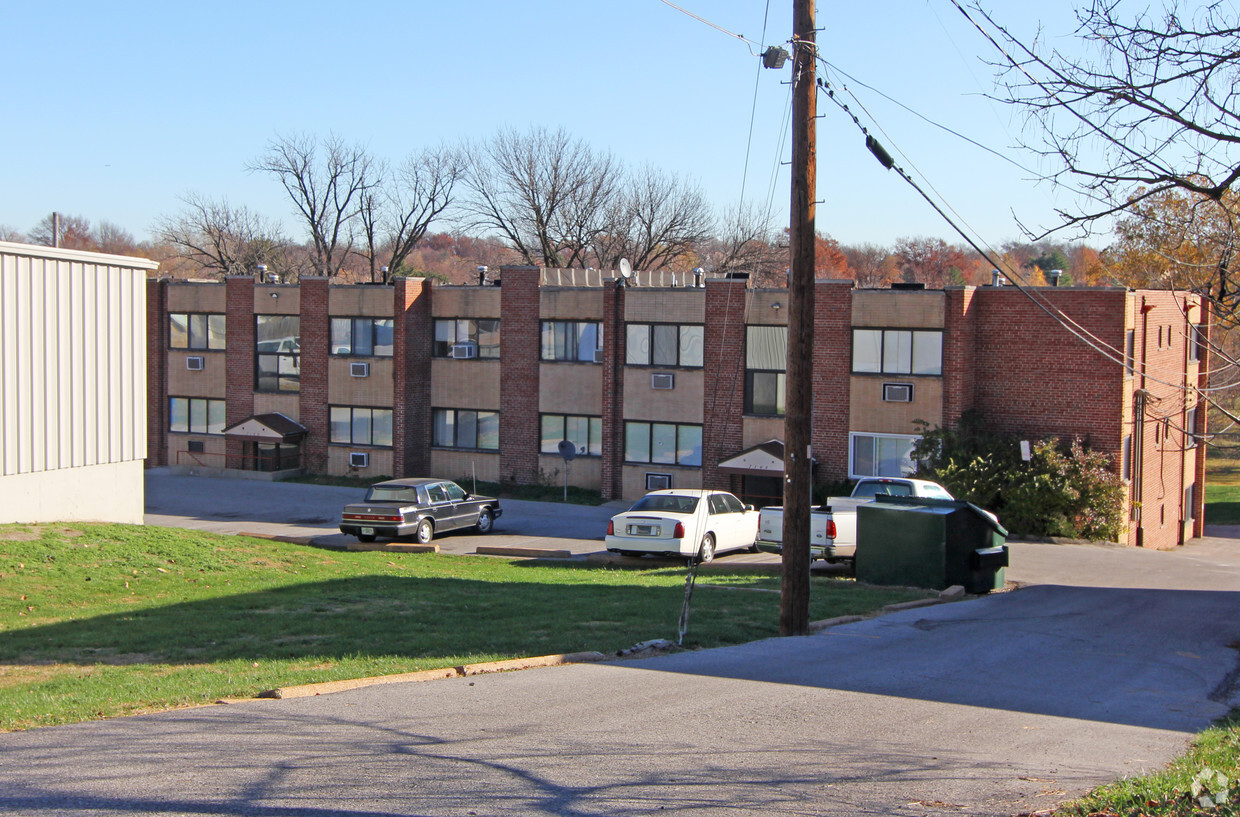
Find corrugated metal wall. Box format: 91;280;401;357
0;241;157;476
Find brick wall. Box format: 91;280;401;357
810;281;854;482
701;279;748;491
146;279;169;466
298;278;330;471
393;278;431;478
942;287;977;427
499;267;541;484
224;277;256;467
600;282;626;500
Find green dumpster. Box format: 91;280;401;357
854;497;1008;593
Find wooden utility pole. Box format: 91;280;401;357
780;0;817;636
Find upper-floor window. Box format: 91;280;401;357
329;406;393;447
541;321;601;363
170;313;225;351
540;414;602;457
433;318;500;359
745;325;786;416
331;318;393;357
256;315;300;392
169;397;225;434
625;324;704;367
624;421;703;467
432;408;499;450
1189;323;1204;362
852;329;942;376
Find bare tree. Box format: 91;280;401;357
28;213;94;249
249;133;374;278
698;202;785;281
0;225;23;243
592;165;714;272
460;126;619;267
355;146;463;282
981;0;1240;303
841;243;896;288
156;193;289;280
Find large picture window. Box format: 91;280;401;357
169;397;226;434
541;321;601;362
745;325;787;416
331;318;394;357
433;318;501;359
256;315;300;392
329;406;393;447
624;422;703;467
170;313;225;350
625;324;704;367
852;329;942;375
541;414;602;456
850;433;918;478
433;408;499;450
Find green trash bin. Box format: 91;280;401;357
855;497;1008;593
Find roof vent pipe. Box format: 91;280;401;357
1047;269;1062;286
693;267;704;288
991;269;1003;287
477;265;489;286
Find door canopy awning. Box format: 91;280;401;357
222;412;307;442
717;439;788;476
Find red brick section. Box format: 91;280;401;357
810;281;854;482
146;279;169;466
1192;297;1211;538
701;279;748;492
298;278;329;471
499;267;542;484
224;277;256;468
600;282;626;500
392;278;431;478
942;287;977;428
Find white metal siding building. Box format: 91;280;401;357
0;241;158;524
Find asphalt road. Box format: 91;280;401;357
1;472;1238;816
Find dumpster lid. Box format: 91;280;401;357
867;495;1008;537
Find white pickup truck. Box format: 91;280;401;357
754;477;956;564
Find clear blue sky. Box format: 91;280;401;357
4;1;1095;252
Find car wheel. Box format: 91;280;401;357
475;508;493;534
697;534;716;564
357;534;376;543
414;518;435;544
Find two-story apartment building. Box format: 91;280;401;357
146;265;1208;550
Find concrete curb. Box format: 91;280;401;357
239;532;316;546
807;585;968;632
260;651;609;700
475;545;573;559
346;542;439;554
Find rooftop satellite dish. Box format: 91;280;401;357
619;258;633;280
557;439;577;462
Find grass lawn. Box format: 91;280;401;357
0;522;930;731
1206;459;1240;525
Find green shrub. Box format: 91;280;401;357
912;411;1124;541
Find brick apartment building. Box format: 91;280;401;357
146;266;1208;550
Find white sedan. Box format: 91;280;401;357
605;489;760;563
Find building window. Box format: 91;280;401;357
624;422;702;467
433;318;500;359
169;397;225;434
330;406;393;447
541;321;601;362
541;414;602;456
625;324;704;367
1185;406;1199;448
849;433;918;478
852;329;942;375
1189;323;1204;362
1125;329;1136;375
1122;434;1133;481
745;325;786;416
170;313;225;350
331;318;394;357
256;315;300;392
433;408;499;450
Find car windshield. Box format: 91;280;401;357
853;481;913;497
365;486;420;503
630;495;700;514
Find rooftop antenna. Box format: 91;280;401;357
618;258;633;287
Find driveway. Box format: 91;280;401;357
0;473;1235;815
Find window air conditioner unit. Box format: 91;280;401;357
186;356;205;371
883;383;913;403
450;343;477;359
651;373;675;390
349;452;369;468
349;361;370;378
587;348;603;363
